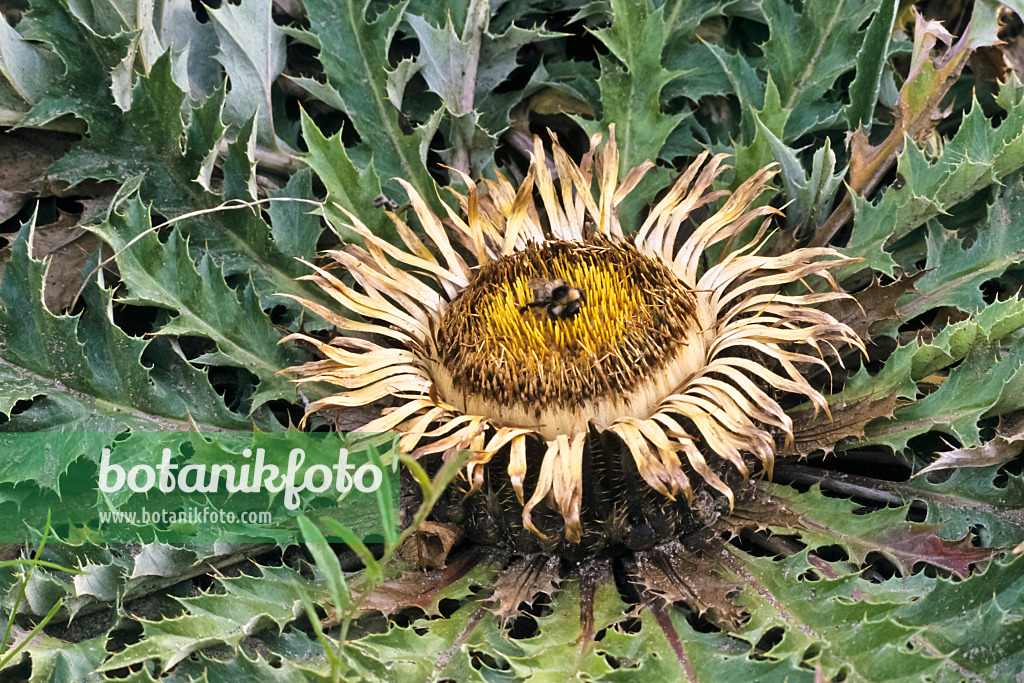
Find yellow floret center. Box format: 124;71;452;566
433;239;707;439
480;256;647;367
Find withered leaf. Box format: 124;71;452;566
359;571;439;617
34;210;106;313
397;520;464;571
872;525;992;579
917;409;1024;475
309;403;388;431
967;6;1019;82
720;486;807;538
487;554;560;622
0;129;75;224
633;539;743;630
821;272;925;342
359;549;481;617
806;12;1001;249
790;391;904;456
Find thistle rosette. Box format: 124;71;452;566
284;129;863;545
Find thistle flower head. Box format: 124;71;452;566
285;128;863;546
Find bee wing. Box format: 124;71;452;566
526;278;557;299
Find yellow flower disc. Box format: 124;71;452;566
434;239;702;439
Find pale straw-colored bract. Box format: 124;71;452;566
284;127;863;543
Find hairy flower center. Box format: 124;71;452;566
433;240;704;438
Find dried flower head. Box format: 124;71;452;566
284;128;863;546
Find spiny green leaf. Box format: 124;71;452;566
268;168;322;265
149;647;331;681
406;3;485;117
72;560;123;605
847;0;898;130
834;295;1024;426
902;465;1024;547
221;111;259;202
759;0;874;139
892;555;1024;681
154;0;220;98
207;0;288;151
298;108;391;242
798;295;1024;454
338;561;500;680
742;81;843;237
474;22;560;108
87;196;307;409
0;15;62;112
701;39;765;144
499;572;627;680
91;0;167;110
441;110;500;177
16;0;131;131
35;43;330;322
900;173;1024;318
21;633;108;683
595;598;804;682
845;83;1024;276
725;547;950;683
864;337;1024;451
910;295;1024;379
351;562;805;682
661;0;758;104
300;0;443;211
404;0;559;175
767;484;992;577
131;544;200;579
99;564;327;672
580;0;686;178
733;75;788;185
0;220;251;441
8;542;279;620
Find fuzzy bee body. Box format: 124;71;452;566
519;279;586;320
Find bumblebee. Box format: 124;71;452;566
519;278;586;320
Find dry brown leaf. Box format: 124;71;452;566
846;15;959;192
633;539;743;630
790;391;904;456
917;409;1024;475
359;549;481;617
719;486;807;538
799;10;1002;250
0;129;74;224
820;273;924;342
359;571;440;617
0;200;110;312
969;7;1021;82
33;210;107;313
397;520;464;570
487;554;560;622
312;403;389;430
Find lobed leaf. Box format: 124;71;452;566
300;0;442;212
87;195;308;409
0;220;252;443
98;564;326;672
580;0;686;179
207;0;288;151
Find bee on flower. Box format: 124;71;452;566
283;127;863;551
